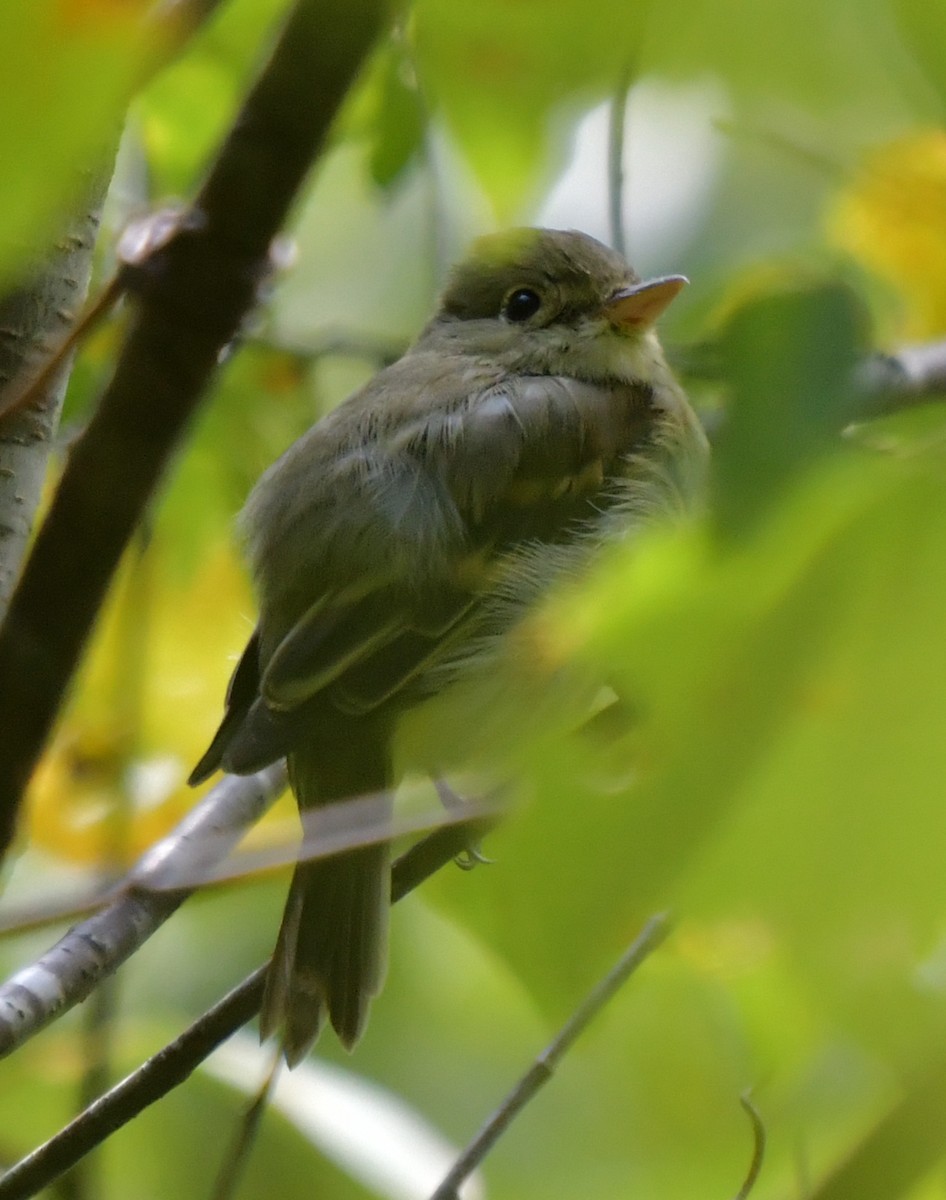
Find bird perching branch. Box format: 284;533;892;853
0;768;497;1061
0;0;388;862
0;814;494;1200
0;765;286;1059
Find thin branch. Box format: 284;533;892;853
0;889;112;940
0;763;497;1063
161;787;500;891
734;1092;766;1200
0;276;124;427
0;785;498;937
429;912;673;1200
0;817;491;1200
210;1052;281;1200
0;0;387;862
677;338;946;438
257;327;408;369
0;967;269;1200
854;341;946;415
607;61;634;259
0;765;286;1059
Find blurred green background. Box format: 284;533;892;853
3;1;946;1197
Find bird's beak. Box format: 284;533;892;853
602;275;688;329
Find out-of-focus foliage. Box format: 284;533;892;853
4;0;946;1198
0;3;149;282
27;541;253;865
829;131;946;340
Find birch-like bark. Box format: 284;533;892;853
0;190;104;617
0;764;286;1059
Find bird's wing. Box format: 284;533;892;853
193;369;655;777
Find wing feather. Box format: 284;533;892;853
195;366;655;774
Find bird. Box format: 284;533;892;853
189;227;709;1065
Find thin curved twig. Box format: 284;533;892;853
607;60;634;259
734;1091;766;1200
429;912;673;1200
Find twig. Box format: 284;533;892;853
0;0;387;863
210;1051;281;1200
0;785;497;937
0;276;124;428
607;61;634;259
734;1091;766;1200
0;967;269;1200
0;816;491;1200
854;342;946;415
0;764;497;1063
0;889;113;939
428;912;673;1200
0;765;286;1059
677;338;946;431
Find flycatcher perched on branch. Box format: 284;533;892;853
191;227;708;1064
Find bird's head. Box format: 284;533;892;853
421;227;687;382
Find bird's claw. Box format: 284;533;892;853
454;841;495;871
434;779;495;870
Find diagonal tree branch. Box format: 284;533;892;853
0;765;287;1059
0;765;497;1061
0;817;492;1199
0;0;387;861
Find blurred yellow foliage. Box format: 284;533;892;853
27;542;254;867
54;0;151;33
829;130;946;340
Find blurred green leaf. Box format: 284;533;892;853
893;0;946;114
413;0;648;216
712;280;868;534
133;0;286;198
434;439;946;1058
0;7;147;282
366;43;427;190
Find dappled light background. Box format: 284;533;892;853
2;1;946;1198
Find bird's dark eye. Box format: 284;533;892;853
502;288;542;322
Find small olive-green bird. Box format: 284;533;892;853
190;227;708;1064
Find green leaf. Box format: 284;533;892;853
366;43;427;190
712;280;868;534
0;8;146;282
892;0;946;115
412;0;648;217
442;442;946;1063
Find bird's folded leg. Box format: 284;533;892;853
433;778;497;870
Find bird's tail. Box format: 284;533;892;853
260;727;391;1064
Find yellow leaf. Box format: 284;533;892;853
26;542;255;866
828;130;946;339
